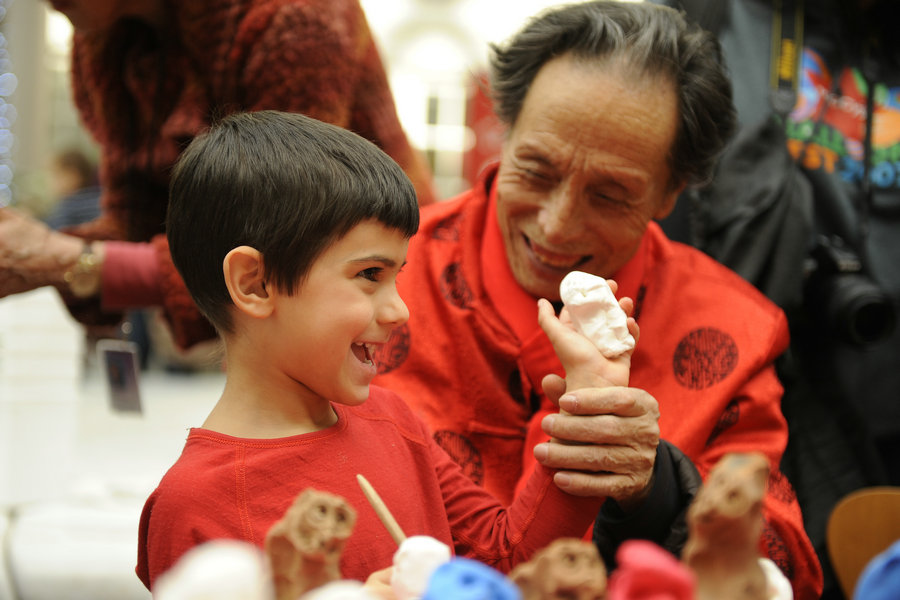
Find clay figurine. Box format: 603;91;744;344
510;537;607;600
265;488;358;600
682;452;771;600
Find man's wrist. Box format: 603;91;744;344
62;241;104;298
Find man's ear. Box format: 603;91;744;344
223;246;272;319
654;179;688;221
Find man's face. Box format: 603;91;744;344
495;54;684;301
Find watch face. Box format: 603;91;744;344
69;271;101;297
66;247;101;298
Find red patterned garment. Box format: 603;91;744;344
372;164;823;600
63;0;434;346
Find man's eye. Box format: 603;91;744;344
589;190;629;208
358;267;381;282
524;168;553;183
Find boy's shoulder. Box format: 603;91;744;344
351;386;432;442
147;430;234;499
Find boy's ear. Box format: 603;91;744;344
223;246;272;319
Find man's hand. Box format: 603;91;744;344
534;384;660;509
0;207;84;297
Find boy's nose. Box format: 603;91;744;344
380;288;409;327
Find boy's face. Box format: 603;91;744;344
267;220;410;407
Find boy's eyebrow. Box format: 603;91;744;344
349;255;405;268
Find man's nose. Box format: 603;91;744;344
538;185;581;243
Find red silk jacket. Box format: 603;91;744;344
373;165;823;599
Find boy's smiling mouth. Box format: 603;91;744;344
352;342;374;365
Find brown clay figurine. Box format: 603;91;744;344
682;452;771;600
510;537;608;600
265;488;358;600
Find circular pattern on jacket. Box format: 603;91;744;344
673;328;738;389
432;215;460;240
433;430;484;486
440;262;473;309
374;323;410;375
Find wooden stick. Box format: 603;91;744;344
356;473;407;546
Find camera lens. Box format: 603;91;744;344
822;274;896;346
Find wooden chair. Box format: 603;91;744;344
826;486;900;598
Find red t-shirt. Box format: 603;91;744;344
136;386;602;590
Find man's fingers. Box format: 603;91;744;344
551;469;652;500
555;387;660;419
543;413;659;448
536;440;656;473
533;439;657;501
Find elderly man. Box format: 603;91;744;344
372;2;822;598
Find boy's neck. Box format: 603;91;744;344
202;350;338;439
201;399;338;439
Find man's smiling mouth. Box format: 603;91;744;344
524;235;592;270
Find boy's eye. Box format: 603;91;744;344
358;267;381;282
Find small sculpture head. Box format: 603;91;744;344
265;488;358;600
511;538;607;600
687;453;769;543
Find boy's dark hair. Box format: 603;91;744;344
488;0;736;188
167;110;419;334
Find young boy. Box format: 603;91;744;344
136;110;638;590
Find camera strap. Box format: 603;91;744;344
769;0;804;115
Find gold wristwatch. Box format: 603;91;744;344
63;242;102;298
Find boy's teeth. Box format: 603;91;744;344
356;343;373;364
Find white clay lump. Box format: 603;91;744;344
559;271;635;358
391;535;452;600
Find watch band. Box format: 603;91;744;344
63;242;102;298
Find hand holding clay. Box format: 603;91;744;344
559;271;635;359
535;274;656;504
538;274;638;392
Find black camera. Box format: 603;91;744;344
804;235;896;346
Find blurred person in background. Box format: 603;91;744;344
0;0;434;351
44;146;101;231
